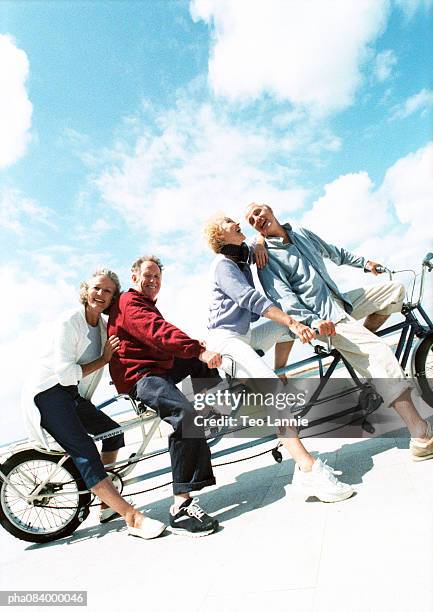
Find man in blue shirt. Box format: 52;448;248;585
245;202;433;461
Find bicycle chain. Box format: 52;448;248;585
36;407;375;511
38;445;276;509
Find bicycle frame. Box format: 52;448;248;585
0;401;161;502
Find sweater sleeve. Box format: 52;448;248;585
301;228;366;268
215;258;274;316
53;317;84;386
125;295;203;359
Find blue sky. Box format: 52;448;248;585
1;0;432;442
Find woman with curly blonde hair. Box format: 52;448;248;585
203;215;354;503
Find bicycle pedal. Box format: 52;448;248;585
314;345;330;356
271;448;283;463
362;420;375;434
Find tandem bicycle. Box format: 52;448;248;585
0;253;432;543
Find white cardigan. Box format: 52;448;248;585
22;307;107;450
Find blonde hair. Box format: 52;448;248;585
79;269;121;313
204;214;230;253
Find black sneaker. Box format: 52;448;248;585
169;497;218;537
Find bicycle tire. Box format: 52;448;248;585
413;333;433;408
0;449;91;544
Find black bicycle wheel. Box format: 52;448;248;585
0;449;91;544
413;333;433;408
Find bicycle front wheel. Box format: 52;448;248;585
0;449;91;543
413;333;433;408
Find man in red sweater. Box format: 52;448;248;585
108;255;222;537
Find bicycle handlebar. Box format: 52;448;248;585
369;252;433;307
422;252;433;270
374;265;387;274
363;265;387;274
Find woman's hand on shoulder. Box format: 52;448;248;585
103;335;120;363
254;240;268;269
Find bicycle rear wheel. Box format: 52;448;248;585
413;333;433;408
0;449;91;543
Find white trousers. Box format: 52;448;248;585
207;320;291;379
321;282;411;407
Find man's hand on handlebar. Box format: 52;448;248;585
289;321;316;344
365;260;385;276
313;320;337;336
199;349;222;369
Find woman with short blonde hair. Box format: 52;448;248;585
204;215;354;503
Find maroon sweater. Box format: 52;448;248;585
108;289;203;393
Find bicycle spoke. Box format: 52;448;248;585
1;458;81;536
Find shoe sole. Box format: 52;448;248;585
128;524;166;540
411;451;433;461
170;526;216;538
293;485;354;503
314;490;354;503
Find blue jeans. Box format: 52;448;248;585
133;357;219;495
34;384;124;489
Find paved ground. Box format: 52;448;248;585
1;411;432;612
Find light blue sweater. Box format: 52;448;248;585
208;254;274;335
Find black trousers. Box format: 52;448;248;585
35;384;125;489
133;358;220;495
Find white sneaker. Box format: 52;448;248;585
292;458;354;503
127;517;166;540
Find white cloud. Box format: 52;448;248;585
295;143;433;292
97;101;310;238
380;142;433;242
26;245;120;284
0;245;126;436
0;187;53;234
0;264;78;344
73;217;113;243
0;264;75;443
160;142;433;350
374;50;397;82
300;172;391;247
0;35;33;168
157;262;211;340
299;143;433;251
190;0;390;114
389;88;433;121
